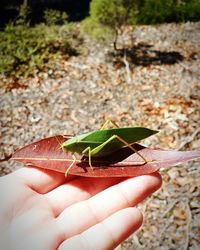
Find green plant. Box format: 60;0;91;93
15;0;31;25
81;17;115;42
0;23;78;78
182;0;200;22
44;9;68;26
81;0;140;49
137;0;175;24
137;0;200;24
0;1;84;79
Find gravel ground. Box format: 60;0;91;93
0;22;200;249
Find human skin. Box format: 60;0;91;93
0;166;162;250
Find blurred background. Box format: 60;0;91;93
0;0;200;249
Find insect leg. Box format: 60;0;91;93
100;119;120;130
82;147;93;170
113;135;148;164
63;135;74;139
65;154;76;177
91;135;148;164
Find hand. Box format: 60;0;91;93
0;166;162;250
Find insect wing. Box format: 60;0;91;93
80;127;158;156
82;127;158;145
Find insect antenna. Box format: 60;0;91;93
55;136;64;151
100;119;120;130
55;135;74;151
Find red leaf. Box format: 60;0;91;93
11;135;200;177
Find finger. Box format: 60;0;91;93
58;207;143;250
13;166;71;193
45;177;123;216
56;173;162;238
8;206;61;250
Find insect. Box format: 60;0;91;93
61;120;158;175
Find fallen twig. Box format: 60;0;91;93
0;154;12;162
183;198;192;250
162;198;180;218
123;50;132;84
178;128;200;150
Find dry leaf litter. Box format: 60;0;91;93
0;22;200;250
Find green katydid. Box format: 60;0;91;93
61;120;158;175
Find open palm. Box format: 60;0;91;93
0;166;162;250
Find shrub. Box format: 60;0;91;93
137;0;176;24
81;17;115;42
137;0;200;24
82;0;200;42
0;1;83;78
44;9;68;26
15;0;31;26
182;0;200;22
81;0;139;49
89;0;137;28
0;22;78;78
